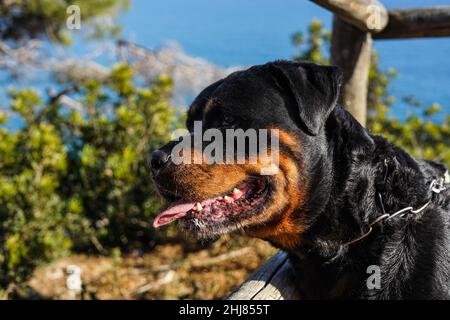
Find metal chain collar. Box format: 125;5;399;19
343;166;449;247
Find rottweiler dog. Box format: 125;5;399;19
149;60;450;299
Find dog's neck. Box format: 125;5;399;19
295;105;444;260
286;105;448;298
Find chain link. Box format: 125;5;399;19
343;174;448;247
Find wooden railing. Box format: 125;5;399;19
312;0;450;126
227;251;300;300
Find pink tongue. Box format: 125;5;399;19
153;201;196;228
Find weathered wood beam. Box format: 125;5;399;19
374;7;450;39
227;251;300;300
331;16;372;126
310;0;389;32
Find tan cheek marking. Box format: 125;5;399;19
268;155;306;248
245;133;307;249
172;145;280;199
160;129;308;249
170;149;249;199
278;129;302;154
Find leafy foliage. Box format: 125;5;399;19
0;105;72;293
292;19;330;65
0;65;180;296
0;0;130;45
292;20;449;167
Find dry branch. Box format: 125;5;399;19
130;248;253;297
191;247;254;268
130;270;176;296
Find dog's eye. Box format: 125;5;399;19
222;114;235;127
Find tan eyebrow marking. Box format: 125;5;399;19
188;103;198;117
204;98;218;114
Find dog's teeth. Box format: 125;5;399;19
224;196;233;203
232;188;242;199
195;202;203;211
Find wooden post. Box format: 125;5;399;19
330;16;372;126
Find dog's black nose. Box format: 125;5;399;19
149;149;171;175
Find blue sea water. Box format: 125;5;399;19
117;0;450;120
1;0;449;126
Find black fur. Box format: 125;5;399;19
290;105;450;299
153;60;450;299
266;61;450;299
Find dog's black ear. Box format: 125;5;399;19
267;61;343;136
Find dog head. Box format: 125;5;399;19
150;60;342;249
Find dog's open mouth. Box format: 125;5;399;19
153;178;269;228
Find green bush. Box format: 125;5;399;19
0;110;72;295
0;0;130;44
0;65;181;296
